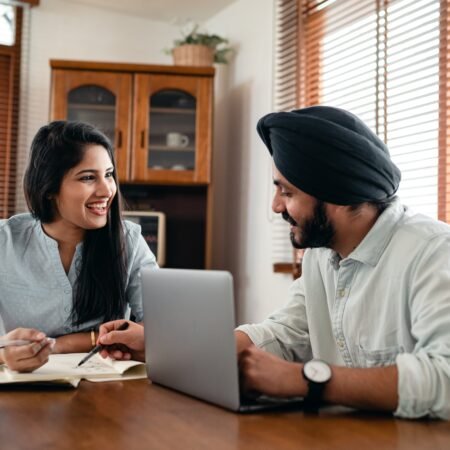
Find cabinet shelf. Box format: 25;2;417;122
149;167;194;171
151;107;195;115
68;103;116;111
150;145;195;152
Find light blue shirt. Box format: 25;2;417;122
237;198;450;419
0;213;157;336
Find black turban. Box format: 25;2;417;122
257;106;401;205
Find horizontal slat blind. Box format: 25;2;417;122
302;0;440;219
14;1;30;214
304;0;378;124
0;2;21;219
386;0;439;218
273;0;446;273
0;1;31;218
0;51;15;218
439;0;450;222
271;0;301;273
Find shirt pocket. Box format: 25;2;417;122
358;345;404;368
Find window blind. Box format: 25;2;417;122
14;0;31;214
438;0;450;222
0;0;32;218
271;0;302;275
272;0;446;271
302;0;440;218
0;2;21;219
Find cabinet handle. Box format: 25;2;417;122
141;130;146;149
116;130;122;148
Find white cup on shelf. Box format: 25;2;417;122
166;132;189;148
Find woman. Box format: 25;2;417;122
0;121;157;372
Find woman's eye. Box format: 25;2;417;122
80;175;95;181
105;172;114;178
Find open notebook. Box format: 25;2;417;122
0;353;147;388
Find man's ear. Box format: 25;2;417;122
325;203;353;225
324;202;343;217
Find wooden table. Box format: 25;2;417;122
0;379;449;450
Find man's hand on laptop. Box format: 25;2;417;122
239;345;306;397
98;320;145;362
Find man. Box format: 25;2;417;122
234;106;450;419
99;106;450;419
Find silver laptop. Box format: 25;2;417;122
141;268;304;412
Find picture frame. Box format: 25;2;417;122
123;211;166;267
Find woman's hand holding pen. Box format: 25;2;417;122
0;328;55;372
98;320;145;362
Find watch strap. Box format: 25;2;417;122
303;379;326;412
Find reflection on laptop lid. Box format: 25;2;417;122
141;268;303;412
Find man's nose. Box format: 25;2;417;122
272;192;284;214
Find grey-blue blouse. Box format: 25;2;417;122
0;213;157;336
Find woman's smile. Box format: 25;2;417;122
86;201;110;216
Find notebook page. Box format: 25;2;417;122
2;353;144;382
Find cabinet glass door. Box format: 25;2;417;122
148;90;196;171
133;74;212;184
67;85;116;145
50;69;132;181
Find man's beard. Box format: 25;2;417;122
282;200;335;249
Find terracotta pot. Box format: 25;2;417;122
172;44;214;67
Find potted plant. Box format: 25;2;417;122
168;24;232;66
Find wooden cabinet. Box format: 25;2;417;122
49;60;215;268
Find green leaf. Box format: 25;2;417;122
168;23;233;64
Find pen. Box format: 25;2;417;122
77;321;130;367
0;337;55;349
0;339;32;349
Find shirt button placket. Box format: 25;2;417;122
333;263;354;366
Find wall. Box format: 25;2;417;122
206;0;293;325
17;0;176;209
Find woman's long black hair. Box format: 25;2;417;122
23;121;127;327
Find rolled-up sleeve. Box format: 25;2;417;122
395;236;450;419
396;352;450;419
236;277;312;362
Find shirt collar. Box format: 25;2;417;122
36;218;84;253
35;218;58;249
329;197;406;268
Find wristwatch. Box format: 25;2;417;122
302;359;332;412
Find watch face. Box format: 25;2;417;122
304;360;332;383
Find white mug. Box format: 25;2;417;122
166;132;189;148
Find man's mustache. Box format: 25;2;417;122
282;211;297;226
